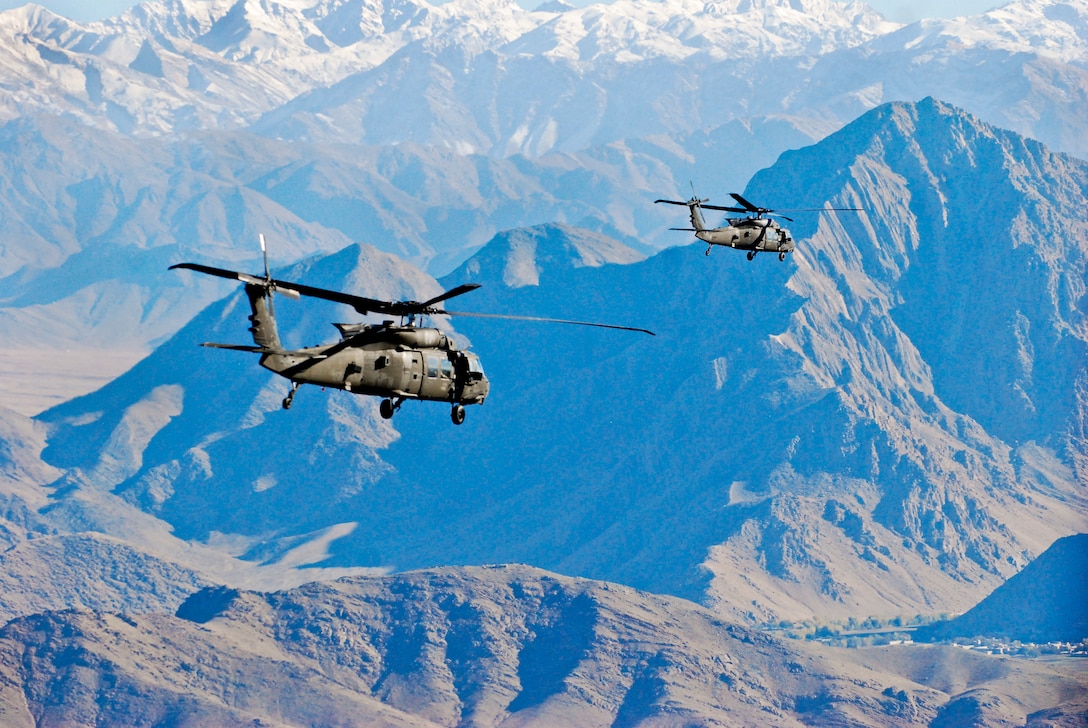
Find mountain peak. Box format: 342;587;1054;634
533;0;573;11
872;0;1088;63
449;223;645;288
0;2;72;31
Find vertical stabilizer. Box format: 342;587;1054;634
245;283;282;350
689;201;707;231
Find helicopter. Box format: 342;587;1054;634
655;191;859;261
170;236;654;425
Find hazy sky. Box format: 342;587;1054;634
0;0;1009;23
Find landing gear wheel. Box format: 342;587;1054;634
746;251;755;261
451;404;466;426
379;399;395;420
282;382;300;410
778;252;787;261
705;246;712;256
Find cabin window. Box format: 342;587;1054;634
440;359;453;379
427;356;439;378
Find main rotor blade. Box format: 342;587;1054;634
773;207;862;212
418;283;482;309
171;262;395;315
256;277;399;315
174;262;655;336
441;310;655;336
729;193;760;211
655;198;710;207
700;204;748;213
170;262;267;286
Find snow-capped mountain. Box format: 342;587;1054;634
871;0;1088;63
0;0;896;137
4;0;1088;159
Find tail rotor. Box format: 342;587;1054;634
688;181;708;207
259;233;274;316
260;233;271;283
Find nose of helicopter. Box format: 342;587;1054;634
468;372;490;404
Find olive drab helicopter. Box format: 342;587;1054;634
655;191;859;260
170;236;654;425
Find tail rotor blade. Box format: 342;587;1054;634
258;233;276;316
689;181;702;204
259;233;270;282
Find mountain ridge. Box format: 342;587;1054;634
16;100;1086;626
1;563;1084;727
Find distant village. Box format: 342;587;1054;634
943;638;1088;658
765;616;1088;657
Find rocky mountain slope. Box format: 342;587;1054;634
0;565;1084;727
916;533;1088;643
15;99;1085;627
0;395;397;627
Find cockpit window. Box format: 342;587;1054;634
467;355;484;376
440;359;453;379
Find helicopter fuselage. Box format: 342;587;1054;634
260;324;489;406
697;217;794;254
655;194;805;261
171;257;649;424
